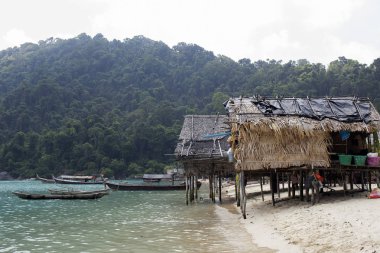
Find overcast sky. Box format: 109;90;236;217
1;0;379;66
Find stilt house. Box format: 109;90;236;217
175;115;234;203
225;96;380;216
225;96;380;171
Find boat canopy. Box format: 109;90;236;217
143;174;173;180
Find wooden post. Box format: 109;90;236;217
350;172;354;191
186;176;189;205
236;173;240;207
305;181;310;203
270;171;275;206
240;171;247;219
219;171;222;203
369;171;372;192
192;175;196;202
300;170;304;201
287;173;291;197
361;171;365;191
292;180;296;198
277;172;280;198
282;172;285;190
343;173;347;196
260;176;264;201
213;175;217;203
195;175;198;200
209;175;213;199
190;176;193;202
210;175;214;203
235;175;238;201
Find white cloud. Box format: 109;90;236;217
89;0;283;50
260;30;302;52
0;0;378;65
291;0;364;29
322;35;380;65
3;29;34;48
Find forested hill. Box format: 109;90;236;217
0;33;379;178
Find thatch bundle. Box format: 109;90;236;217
231;118;331;171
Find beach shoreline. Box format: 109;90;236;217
220;182;380;253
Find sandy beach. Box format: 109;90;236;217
220;182;380;253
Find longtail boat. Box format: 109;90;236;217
142;174;173;182
36;174;55;184
48;187;110;195
106;181;201;191
12;191;107;200
53;175;105;185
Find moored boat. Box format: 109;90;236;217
106;181;201;191
12;191;107;200
36;174;55;183
48;187;110;195
142;174;173;182
53;175;106;185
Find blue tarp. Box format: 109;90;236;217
251;98;373;123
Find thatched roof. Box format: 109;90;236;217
175;115;230;160
225;97;380;132
225;97;380;171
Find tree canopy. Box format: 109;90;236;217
0;34;379;178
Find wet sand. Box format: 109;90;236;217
215;199;275;253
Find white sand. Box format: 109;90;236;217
222;183;380;253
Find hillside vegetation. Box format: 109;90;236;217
0;33;379;178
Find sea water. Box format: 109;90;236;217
0;180;266;253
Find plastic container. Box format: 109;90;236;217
367;156;380;166
354;155;367;166
338;155;353;165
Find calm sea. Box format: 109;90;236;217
0;180;267;253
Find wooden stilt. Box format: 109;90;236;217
282;172;285;190
270;171;275;206
236;173;240;207
195;175;198;200
260;176;264;201
209;175;213;199
369;171;372;192
235;175;238;201
186;176;189;205
350;172;354;191
193;175;196;202
361;171;365;191
343;172;347;196
305;182;310;203
213;175;217;203
218;172;222;203
277;172;280;198
240;171;247;219
190;176;193;202
292;180;296;199
300;170;304;201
